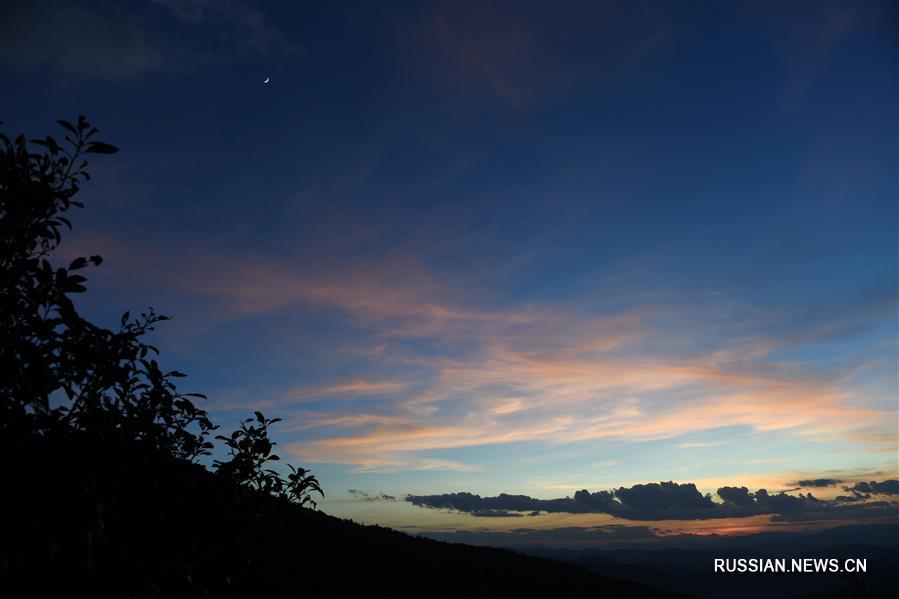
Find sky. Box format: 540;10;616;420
2;0;897;547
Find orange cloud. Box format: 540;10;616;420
285;343;888;469
282;378;409;401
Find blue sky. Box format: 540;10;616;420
2;0;896;542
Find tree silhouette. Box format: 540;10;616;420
1;118;321;596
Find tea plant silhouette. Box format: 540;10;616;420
215;412;323;507
0;117;321;596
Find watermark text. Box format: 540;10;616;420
713;558;867;574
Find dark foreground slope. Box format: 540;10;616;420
240;508;687;598
2;429;683;599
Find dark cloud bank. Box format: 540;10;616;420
407;480;899;522
348;489;397;502
794;478;843;488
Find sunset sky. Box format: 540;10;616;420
3;0;896;545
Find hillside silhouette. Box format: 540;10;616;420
0;118;683;598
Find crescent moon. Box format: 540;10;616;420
264;77;270;84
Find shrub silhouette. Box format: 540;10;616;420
215;412;323;507
0;117;321;596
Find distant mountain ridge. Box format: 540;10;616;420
521;524;899;599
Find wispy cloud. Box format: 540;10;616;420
414;2;673;108
292;378;408;400
1;0;162;79
69;234;895;472
286;340;885;468
675;442;723;449
1;0;293;80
